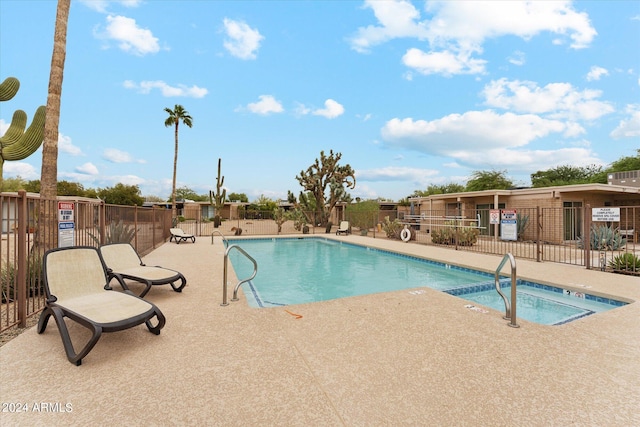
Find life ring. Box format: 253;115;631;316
400;227;411;242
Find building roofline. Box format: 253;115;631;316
408;183;639;202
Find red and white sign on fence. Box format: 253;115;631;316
58;202;74;222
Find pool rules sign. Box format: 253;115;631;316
58;202;75;248
500;209;518;241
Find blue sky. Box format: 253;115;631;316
1;0;639;202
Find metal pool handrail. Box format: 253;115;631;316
495;253;519;328
221;244;257;306
211;230;229;247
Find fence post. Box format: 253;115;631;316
17;190;27;328
134;205;139;252
99;201;106;245
536;206;541;262
584;204;591;270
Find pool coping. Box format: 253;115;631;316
228;235;636;309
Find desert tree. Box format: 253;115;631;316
295;150;355;226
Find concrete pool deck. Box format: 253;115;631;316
1;235;638;426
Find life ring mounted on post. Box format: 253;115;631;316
400;226;411;242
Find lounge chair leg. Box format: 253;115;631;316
145;309;166;335
47;307;103;366
37;307;53;334
138;281;153;298
169;275;187;293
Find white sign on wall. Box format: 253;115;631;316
489;209;500;225
592;207;620;222
58;202;75;248
500;209;518;241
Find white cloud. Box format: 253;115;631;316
482;78;614;121
95;15;160;56
586;66;609;81
351;0;596;76
610;105;640;138
102;148;146;164
312;99;345;119
422;1;596;49
244;95;284;115
223;18;264;60
293;102;311;117
3;162;39;179
348;0;429;53
454;147;603;172
79;0;142;13
382;111;569;153
103;148;133;163
357;166;440;185
59;133;82;156
112;174;146;186
508;51;526;66
123;80;208;98
402;48;486;76
380;110;606;173
75;163;99;175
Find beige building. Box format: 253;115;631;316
410;183;640;244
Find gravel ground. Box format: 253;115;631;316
0;315;39;347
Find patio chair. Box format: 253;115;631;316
38;246;166;366
169;228;196;244
336;221;351;235
99;243;187;298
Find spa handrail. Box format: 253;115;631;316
221;244;257;306
211;230;229;247
495;253;519;328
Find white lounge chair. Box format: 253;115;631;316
169;227;196;244
38;246;166;366
336;221;350;235
99;243;187;298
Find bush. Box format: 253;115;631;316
1;253;43;303
431;221;479;246
578;224;626;250
1;263;16;303
608;253;640;273
381;216;403;239
89;220;137;245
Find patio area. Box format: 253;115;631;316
1;235;639;426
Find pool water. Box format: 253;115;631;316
227;237;626;325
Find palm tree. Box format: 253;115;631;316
164;104;193;221
41;0;70;200
39;0;70;251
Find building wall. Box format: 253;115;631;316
416;188;639;244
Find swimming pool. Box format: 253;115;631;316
227;237;627;325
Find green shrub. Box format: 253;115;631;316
346;201;378;230
517;213;530;241
431;221;479;246
381;216;403;239
578;224;626;250
1;253;43;303
1;263;16;303
89;220;137;245
608;252;640;272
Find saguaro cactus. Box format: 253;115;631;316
0;77;46;187
209;158;226;228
